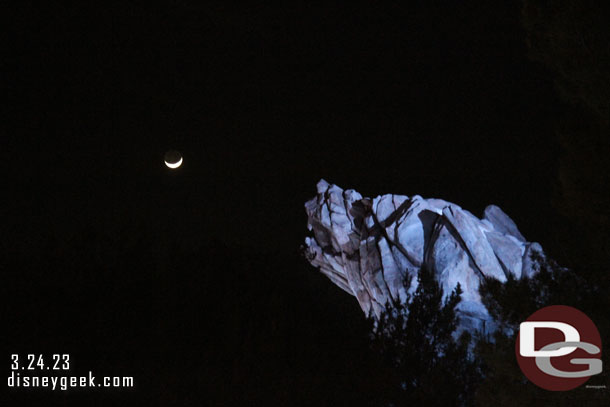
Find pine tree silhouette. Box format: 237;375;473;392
474;254;610;406
369;265;479;406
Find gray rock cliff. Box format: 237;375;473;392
303;180;544;335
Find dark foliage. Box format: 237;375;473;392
523;0;610;264
474;255;610;406
369;266;480;406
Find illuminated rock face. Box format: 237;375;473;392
303;180;544;335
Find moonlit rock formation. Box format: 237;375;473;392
303;180;544;335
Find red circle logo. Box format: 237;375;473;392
515;305;602;391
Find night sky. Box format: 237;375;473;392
4;2;606;406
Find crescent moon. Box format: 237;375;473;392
165;157;183;169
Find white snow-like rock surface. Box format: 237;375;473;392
303;180;544;335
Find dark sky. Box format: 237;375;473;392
5;1;564;253
4;2;580;405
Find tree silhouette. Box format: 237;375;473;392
474;254;610;406
369;265;479;406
